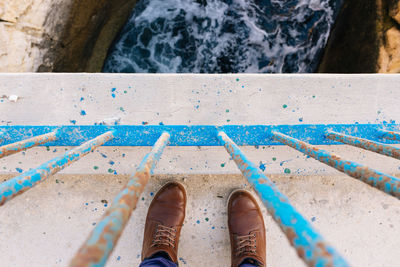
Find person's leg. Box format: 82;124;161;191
139;255;177;267
228;189;266;267
239;262;259;267
239;264;258;267
140;181;186;267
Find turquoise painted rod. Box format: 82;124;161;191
218;131;349;267
0;131;114;206
70;132;170;267
0;131;58;159
377;129;400;141
273;131;400;199
326;130;400;160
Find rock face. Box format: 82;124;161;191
0;0;137;72
389;0;400;24
319;0;400;73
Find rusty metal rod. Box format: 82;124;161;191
272;131;400;199
0;131;58;159
70;132;170;267
377;129;400;141
0;131;114;206
326;130;400;160
218;131;348;267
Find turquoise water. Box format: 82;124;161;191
103;0;342;73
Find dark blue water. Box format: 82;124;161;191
103;0;342;73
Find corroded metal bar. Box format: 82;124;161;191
0;131;114;206
326;130;400;160
70;132;170;267
377;129;400;141
218;131;348;267
0;131;58;159
273;131;400;199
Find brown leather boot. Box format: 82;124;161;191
141;181;187;264
228;189;266;267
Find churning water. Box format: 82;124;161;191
103;0;342;73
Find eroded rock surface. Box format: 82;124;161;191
319;0;400;73
380;0;400;72
0;0;137;72
389;0;400;23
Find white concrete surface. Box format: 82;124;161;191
0;74;399;266
0;173;399;267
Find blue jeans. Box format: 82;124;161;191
140;256;257;267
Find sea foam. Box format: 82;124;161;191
103;0;342;73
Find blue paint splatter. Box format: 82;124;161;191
70;120;77;125
80;110;86;116
109;160;115;165
259;162;266;172
299;117;303;122
117;256;121;261
311;217;316;222
196;220;200;224
15;168;23;173
100;153;108;158
111;88;117;98
80;97;84;102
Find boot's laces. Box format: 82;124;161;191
151;224;177;248
235;233;257;256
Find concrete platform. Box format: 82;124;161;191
0;173;398;267
1;74;400;266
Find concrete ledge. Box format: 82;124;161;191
1;74;400;175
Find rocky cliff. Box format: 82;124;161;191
1;0;399;73
319;0;400;73
0;0;137;72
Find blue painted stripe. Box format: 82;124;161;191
218;131;349;266
0;124;399;146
